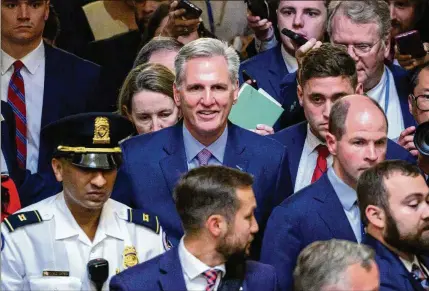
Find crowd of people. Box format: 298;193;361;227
1;0;429;290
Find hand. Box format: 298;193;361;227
295;38;323;65
250;124;274;136
397;126;418;156
395;43;429;71
247;13;273;41
160;1;201;38
418;153;429;175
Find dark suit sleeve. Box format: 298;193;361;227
274;147;293;205
110;274;130;291
260;205;302;291
111;165;135;208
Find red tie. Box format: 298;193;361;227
7;61;27;169
311;145;330;183
202;269;219;291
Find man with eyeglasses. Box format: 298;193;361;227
328;0;416;141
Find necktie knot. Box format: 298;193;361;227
412;263;429;289
203;269;219;291
197;148;212;166
316;145;330;159
13;60;24;73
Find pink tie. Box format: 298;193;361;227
202;269;218;291
197;148;212;166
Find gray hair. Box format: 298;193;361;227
133;36;183;68
174;38;240;89
294;239;376;291
328;0;391;40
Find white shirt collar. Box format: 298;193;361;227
1;40;44;75
399;255;429;273
281;45;298;73
178;237;226;280
366;66;387;102
305;123;326;155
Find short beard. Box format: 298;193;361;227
383;207;429;255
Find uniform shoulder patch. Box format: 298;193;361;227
127;209;160;234
3;210;43;232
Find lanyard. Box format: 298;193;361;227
384;67;390;114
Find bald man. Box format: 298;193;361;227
261;95;393;291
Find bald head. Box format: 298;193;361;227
329;95;388;140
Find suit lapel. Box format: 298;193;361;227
314;175;358;242
267;45;289;103
159;124;188;194
159;248;187;291
288;122;307;186
223;124;249;173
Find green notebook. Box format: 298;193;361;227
229;84;284;129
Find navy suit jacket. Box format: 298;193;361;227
239;45;303;131
110;247;278;291
1;43;101;206
260;173;359;291
112;122;293;253
272;121;416;187
364;235;429;291
277;64;416;132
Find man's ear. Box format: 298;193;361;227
232;80;239;104
366;205;386;229
355;82;364;95
383;37;391;60
297;84;304;107
173;83;182;107
51;158;64;182
205;214;228;238
325;132;337;156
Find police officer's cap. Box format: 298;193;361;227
42;113;135;170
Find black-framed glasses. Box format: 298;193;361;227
411;93;429;111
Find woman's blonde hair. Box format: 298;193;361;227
118;63;175;116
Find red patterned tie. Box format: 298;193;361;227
311;145;330;183
7;61;27;169
202;269;218;291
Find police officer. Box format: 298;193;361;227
1;113;170;291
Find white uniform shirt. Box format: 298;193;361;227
1;41;45;174
1;193;168;291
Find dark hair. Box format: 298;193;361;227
133;36;183;68
298;44;357;88
43;4;61;43
329;96;388;140
357;160;422;225
173;166;254;235
411;63;429;94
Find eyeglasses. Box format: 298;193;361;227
411;93;429;111
334;38;383;56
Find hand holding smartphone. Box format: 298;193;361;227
281;28;308;47
176;0;202;20
395;30;426;59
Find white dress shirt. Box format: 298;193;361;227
178;238;226;291
1;41;45;174
400;256;429;274
366;65;404;140
281;45;298;73
1;193;168;291
294;124;333;192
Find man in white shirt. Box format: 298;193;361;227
328;0;416;140
358;160;429;290
110;165;278;291
1;0;101;206
1;113;170;291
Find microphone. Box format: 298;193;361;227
87;258;109;291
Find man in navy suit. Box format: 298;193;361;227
328;0;415;140
1;0;101;206
357;160;429;291
239;0;328;130
261;94;392;291
111;38;293;255
110;166;278;291
272;44;415;193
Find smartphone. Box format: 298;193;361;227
176;0;202;20
242;70;258;90
281;28;308;47
395;30;426;59
245;0;270;20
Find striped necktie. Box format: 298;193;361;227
203;269;219;291
7;60;27;169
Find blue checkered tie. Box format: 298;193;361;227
412;263;429;290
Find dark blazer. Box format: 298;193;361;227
271;121;417;187
1;101;21;183
111;122;293;254
81;30;143;112
110;247;278;291
2;43;101;206
260;173;359;291
239;45;300;131
364;234;429;291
